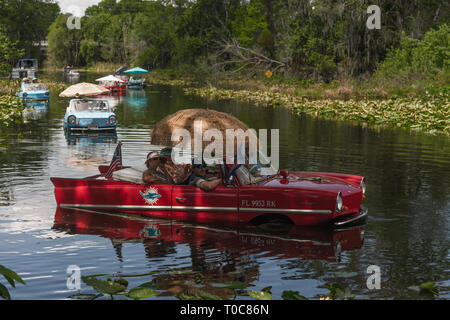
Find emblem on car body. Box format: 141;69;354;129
140;187;161;205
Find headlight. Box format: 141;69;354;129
109;116;117;125
68;115;76;124
335;192;343;212
360;177;366;195
45;91;49;96
23;92;27;97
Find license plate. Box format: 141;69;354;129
88;124;98;129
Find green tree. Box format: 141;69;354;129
0;27;24;76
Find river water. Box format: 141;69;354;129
0;72;448;300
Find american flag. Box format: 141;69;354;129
105;142;122;179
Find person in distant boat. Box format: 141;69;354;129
143;152;169;184
158;147;192;185
188;163;221;191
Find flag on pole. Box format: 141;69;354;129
105;142;122;179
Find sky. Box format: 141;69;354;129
57;0;101;15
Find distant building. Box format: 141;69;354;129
11;59;38;79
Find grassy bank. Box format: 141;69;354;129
146;69;449;135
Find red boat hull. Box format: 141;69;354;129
51;166;367;227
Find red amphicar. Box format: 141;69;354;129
50;144;368;228
96;75;127;95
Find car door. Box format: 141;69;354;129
171;183;238;226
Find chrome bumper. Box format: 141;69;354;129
334;207;368;227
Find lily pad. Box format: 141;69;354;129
247;290;272;300
334;271;358;278
82;276;127;295
282;290;308;300
196;290;223;300
210;281;246;289
176;292;197;300
67;293;103;300
127;287;160;300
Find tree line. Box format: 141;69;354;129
0;0;59;75
0;0;448;82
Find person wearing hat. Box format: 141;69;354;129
188;163;221;191
158;147;192;185
143;151;169;184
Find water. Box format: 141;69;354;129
0;72;448;300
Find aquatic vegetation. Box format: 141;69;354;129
80;275;161;300
0;79;21;95
408;281;440;297
320;283;355;300
0;95;24;126
40;80;69;91
0;264;26;300
184;86;450;135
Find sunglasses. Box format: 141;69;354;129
147;157;161;161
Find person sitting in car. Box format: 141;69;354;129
143;152;169;184
158;147;192;185
188;163;221;191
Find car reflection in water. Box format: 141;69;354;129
65;131;118;146
64;131;118;172
52;207;365;298
125;89;148;109
22;100;49;120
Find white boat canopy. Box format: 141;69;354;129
95;75;125;83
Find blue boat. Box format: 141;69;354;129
17;82;50;100
64;98;117;132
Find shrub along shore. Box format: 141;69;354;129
146;70;449;136
183;85;449;136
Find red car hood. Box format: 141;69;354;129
260;171;361;195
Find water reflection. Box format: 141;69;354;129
52;208;364;298
65;131;118;146
53;208;364;263
125;89;149;109
97;94;125;110
22;101;49;120
64;132;118;170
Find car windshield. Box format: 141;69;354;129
23;83;46;91
236;163;277;186
70;99;110;112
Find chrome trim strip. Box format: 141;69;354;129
172;206;236;212
60;204;331;215
239;208;332;215
334;208;368;226
60;204;172;211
